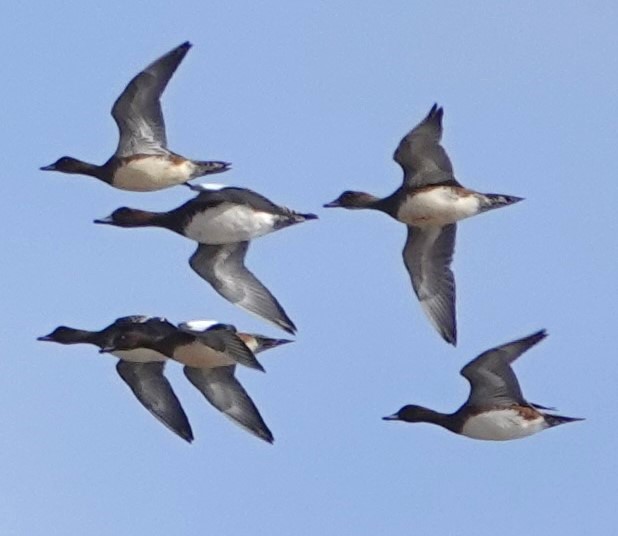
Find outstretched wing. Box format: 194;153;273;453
189;242;297;334
112;42;191;156
116;360;193;442
461;330;548;408
402;224;457;345
393;103;460;188
183;365;273;443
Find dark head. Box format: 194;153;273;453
37;326;95;345
98;330;156;354
40;156;93;174
323;190;379;209
93;207;157;227
383;405;439;423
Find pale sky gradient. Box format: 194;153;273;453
1;2;616;535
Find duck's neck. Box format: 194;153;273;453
70;159;109;181
351;192;386;210
415;407;460;433
123;209;176;231
60;328;103;346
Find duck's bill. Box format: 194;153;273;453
382;414;399;421
323;200;341;208
93;216;114;224
40;164;57;171
37;334;54;342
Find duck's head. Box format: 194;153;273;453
40;156;88;174
323;190;378;209
383;405;435;423
98;330;155;354
94;207;154;227
37;326;95;345
38;326;78;344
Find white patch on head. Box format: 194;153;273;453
397;187;482;226
461;409;547;441
184;204;278;244
179;319;220;332
111;348;167;363
114;157;194;191
190;183;228;191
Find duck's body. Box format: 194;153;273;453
103;317;290;443
383;330;583;441
325;104;522;345
41;42;229;191
95;186;317;334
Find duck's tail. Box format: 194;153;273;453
194;160;231;177
479;193;524;213
544;413;585;428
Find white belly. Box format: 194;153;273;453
461;409;547;441
114;157;194;191
171;341;233;368
111;348;167;363
184;204;278;244
397;187;481;226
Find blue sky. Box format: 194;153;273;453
2;1;616;534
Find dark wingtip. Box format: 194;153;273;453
180;41;193;50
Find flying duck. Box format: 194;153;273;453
40;42;229;191
324;104;523;345
383;330;583;441
94;184;318;334
38;315;194;443
105;318;290;443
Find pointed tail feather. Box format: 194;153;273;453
544;413;584;428
479;193;524;213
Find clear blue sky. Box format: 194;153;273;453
1;1;616;534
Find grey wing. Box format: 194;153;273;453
189;242;297;335
461;330;548;408
112;42;191;157
402;224;457;345
192;328;265;372
115;361;193;443
393;103;460;188
183;366;273;443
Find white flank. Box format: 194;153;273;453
178;319;220;332
397;187;481;226
461;409;547;441
114;157;194;191
172;341;234;368
111;348;167;363
184;204;278;244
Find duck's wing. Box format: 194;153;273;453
460;330;548;408
180;326;265;372
402;224;457;345
393;104;461;188
183;365;273;443
115;360;193;443
112;42;191;157
189;242;297;335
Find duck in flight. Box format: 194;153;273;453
383;330;583;441
38;316;290;443
103;317;291;443
95;184;317;334
324;104;523;345
40;42;229;191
